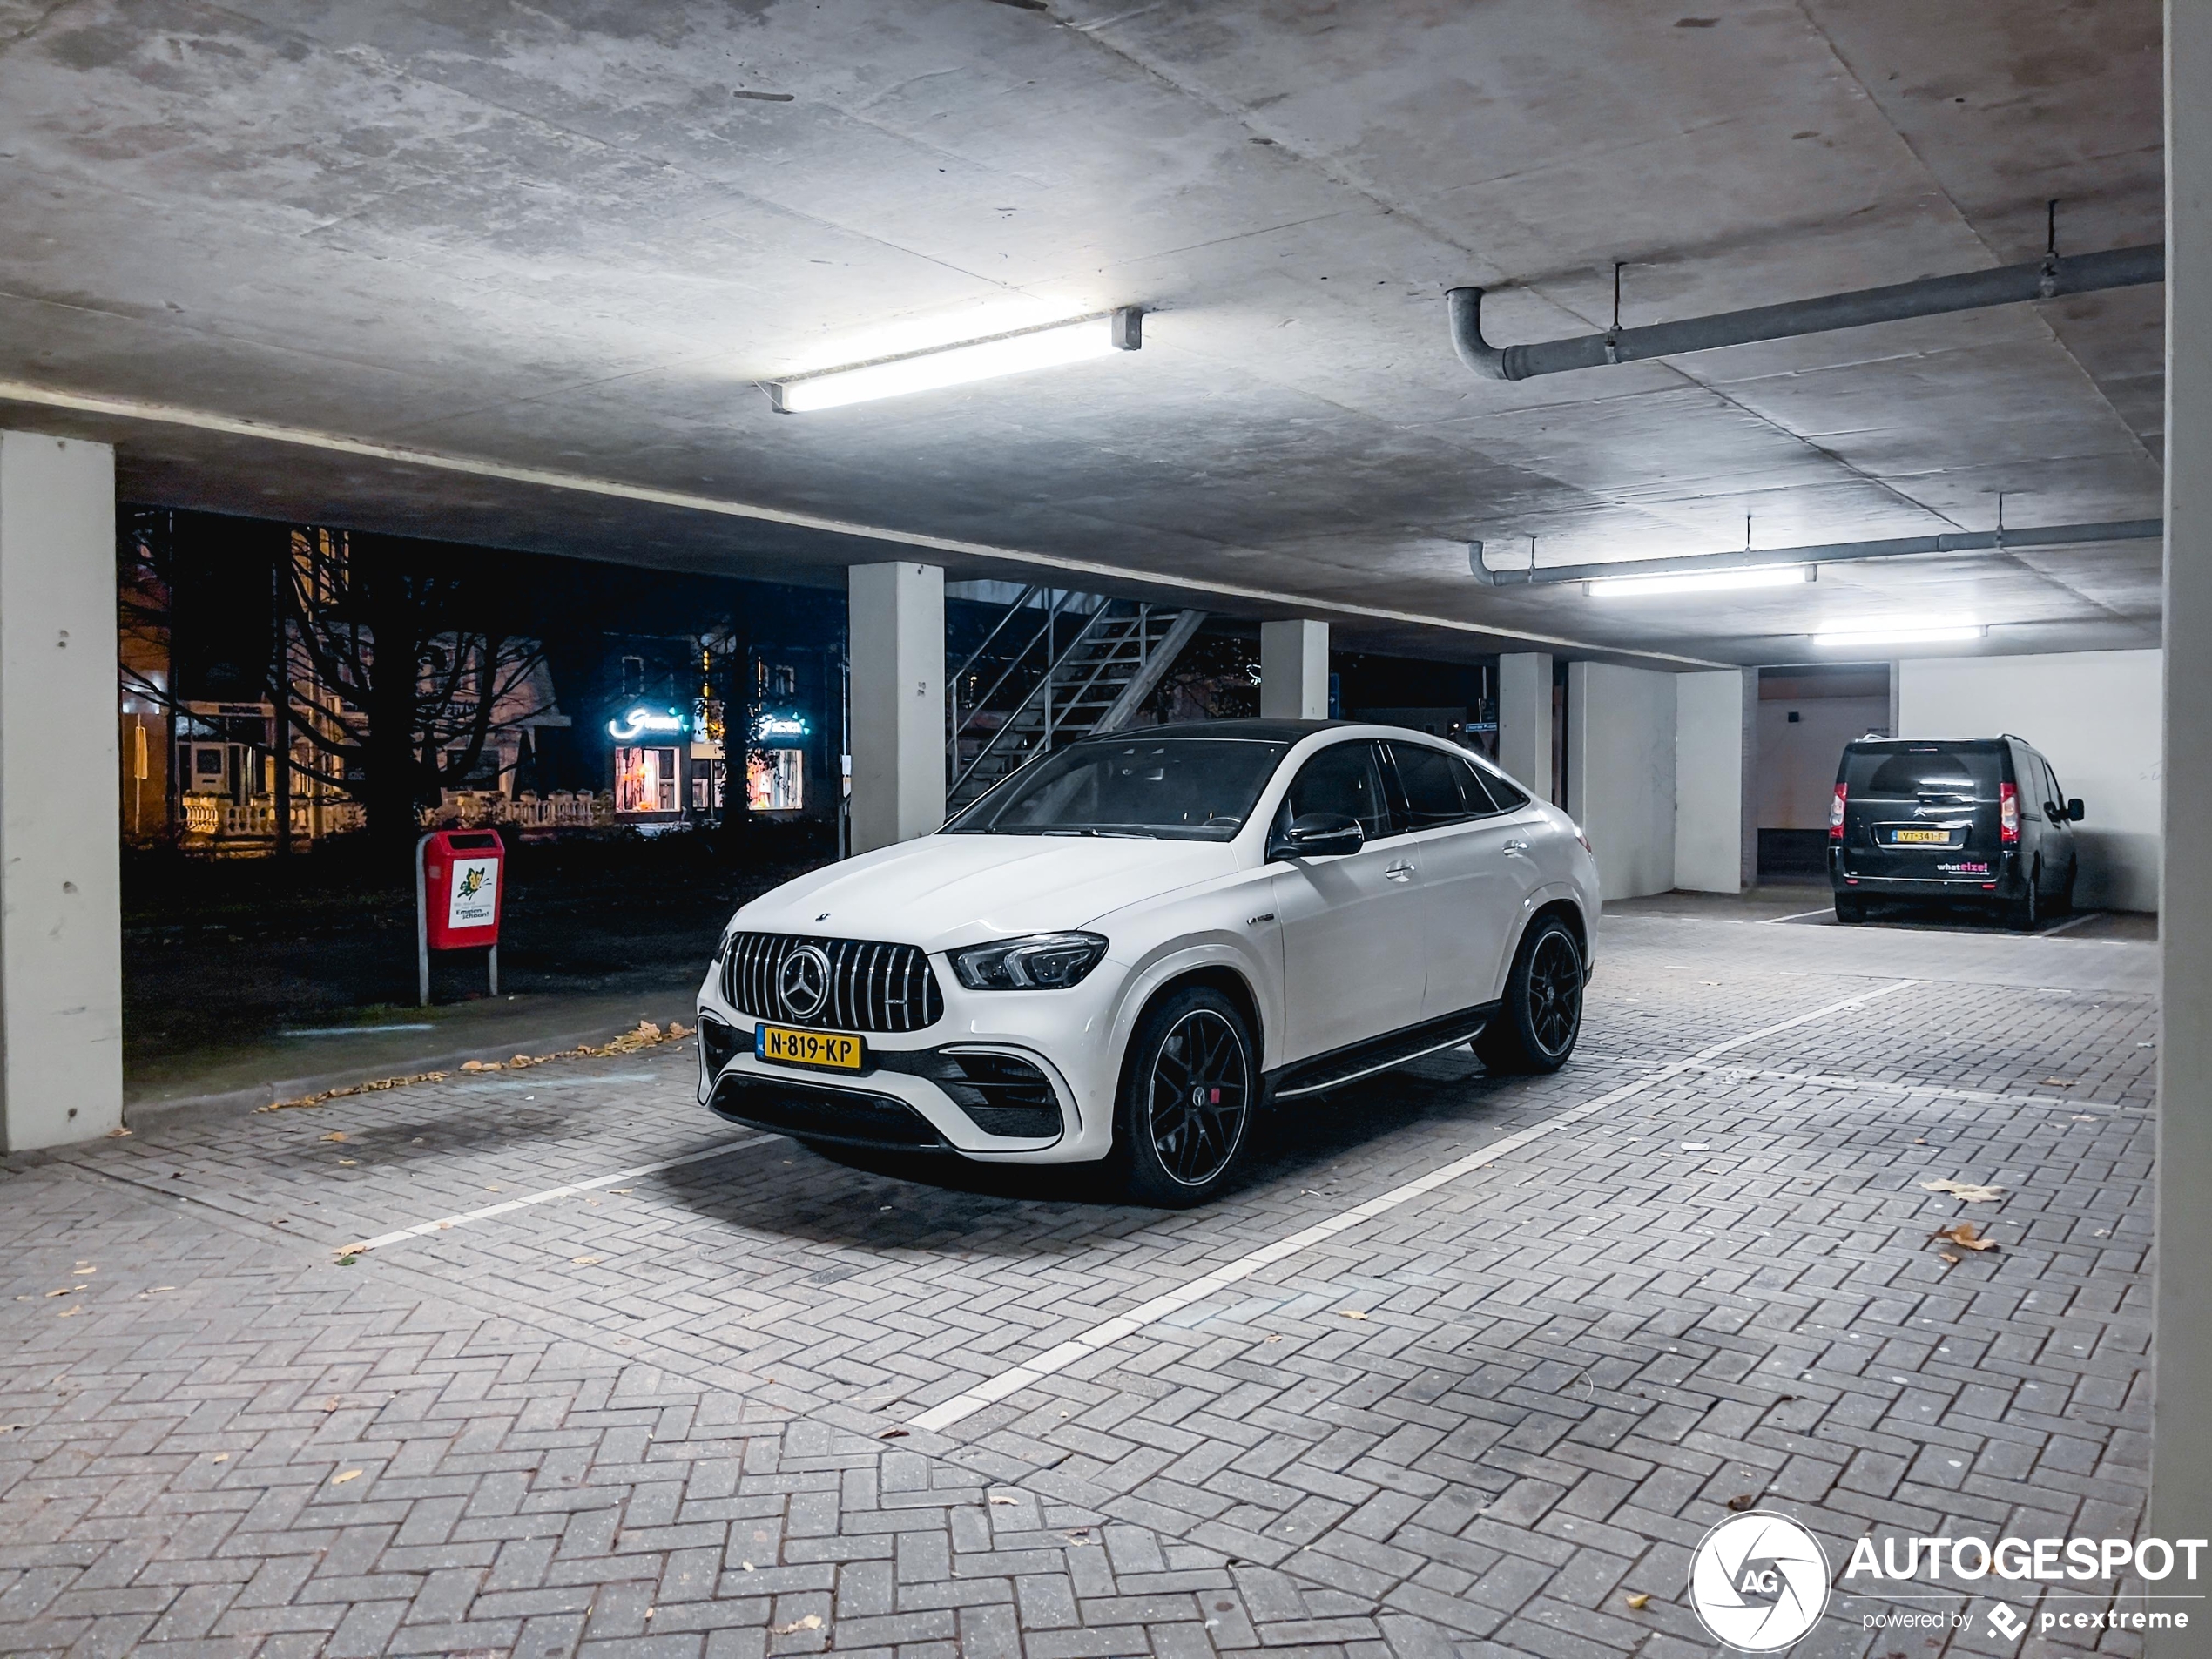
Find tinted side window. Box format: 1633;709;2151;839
1285;742;1391;840
1388;743;1469;828
2043;759;2065;814
1475;765;1527;811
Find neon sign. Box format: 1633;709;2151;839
607;706;686;741
755;714;810;739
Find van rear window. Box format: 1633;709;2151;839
1844;745;2002;799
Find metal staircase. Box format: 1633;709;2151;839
948;589;1207;812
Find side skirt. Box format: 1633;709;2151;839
1266;1003;1499;1103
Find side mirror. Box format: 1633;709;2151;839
2068;798;2087;822
1268;812;1365;860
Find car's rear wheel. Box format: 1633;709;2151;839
1474;915;1584;1075
2006;864;2042;931
1834;894;1865;923
1113;987;1255;1206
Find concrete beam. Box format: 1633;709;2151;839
1496;652;1552;801
1259;619;1329;720
0;431;123;1151
846;563;946;854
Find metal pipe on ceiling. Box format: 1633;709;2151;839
1467;517;2162;586
1446;245;2164;382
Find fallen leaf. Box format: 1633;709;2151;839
571;1256;602;1266
485;1186;502;1193
1264;1334;1283;1343
57;1306;82;1318
2072;1115;2096;1122
336;1254;360;1266
2040;1078;2075;1088
742;1561;755;1571
1339;1310;1369;1320
330;1469;362;1485
72;1265;96;1276
337;1158;357;1167
149;1286;176;1293
1930;1223;1999;1253
988;1494;1020;1506
322;1131;347;1143
1724;1493;1758;1512
1920;1179;2005;1204
45;1287;78;1298
879;1429;907;1439
210;1453;227;1462
772;1615;822;1635
106;1125;132;1137
1626;1592;1650;1610
460;1059;502;1071
1939;1251;1961;1265
612;1189;633;1195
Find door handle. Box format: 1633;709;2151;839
1384;860;1416;882
1501;839;1530;856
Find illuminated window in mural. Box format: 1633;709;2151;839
615;745;679;813
748;749;804;812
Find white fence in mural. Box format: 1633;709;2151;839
179;791;617;843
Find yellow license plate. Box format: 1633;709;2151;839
1890;828;1952;844
756;1023;866;1071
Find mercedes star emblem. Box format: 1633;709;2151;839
779;944;833;1020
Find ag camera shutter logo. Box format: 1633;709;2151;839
1689;1512;1831;1651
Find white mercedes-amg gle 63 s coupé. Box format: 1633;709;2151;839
695;720;1601;1204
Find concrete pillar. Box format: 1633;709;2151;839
2154;2;2211;1632
1567;661;1677;900
1495;651;1552;799
0;431;122;1151
1673;669;1756;894
846;562;945;853
1259;619;1329;719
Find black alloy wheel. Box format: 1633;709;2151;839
1475;914;1585;1075
1834;894;1865;924
1115;987;1254;1205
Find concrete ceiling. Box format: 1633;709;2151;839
0;0;2166;667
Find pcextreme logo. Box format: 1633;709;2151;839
1689;1520;2209;1652
1688;1513;1830;1651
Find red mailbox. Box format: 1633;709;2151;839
416;829;505;1004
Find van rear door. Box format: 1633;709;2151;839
1838;741;2009;880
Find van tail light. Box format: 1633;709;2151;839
1828;784;1847;841
2000;782;2020;844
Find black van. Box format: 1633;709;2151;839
1829;736;2085;927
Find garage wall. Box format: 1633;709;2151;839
1675;670;1753;894
1568;662;1676;900
1897;649;2162;912
1757;695;1891;828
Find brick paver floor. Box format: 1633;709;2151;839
0;905;2160;1657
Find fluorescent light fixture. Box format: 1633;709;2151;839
1584;563;1814;598
1811;620;1987;648
769;308;1142;412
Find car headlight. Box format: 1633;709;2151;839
949;932;1109;991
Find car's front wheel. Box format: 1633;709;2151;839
1113;986;1256;1206
1475;914;1584;1075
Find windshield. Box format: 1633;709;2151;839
1844;743;2003;800
945;738;1289;840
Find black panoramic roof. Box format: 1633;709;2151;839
1071;718;1360;745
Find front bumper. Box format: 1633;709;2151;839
692;953;1124;1163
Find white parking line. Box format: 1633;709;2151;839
2035;911;2103;937
1759;907;1836;924
907;977;1922;1433
341;1134;773;1255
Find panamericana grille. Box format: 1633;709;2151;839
721;932;944;1033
